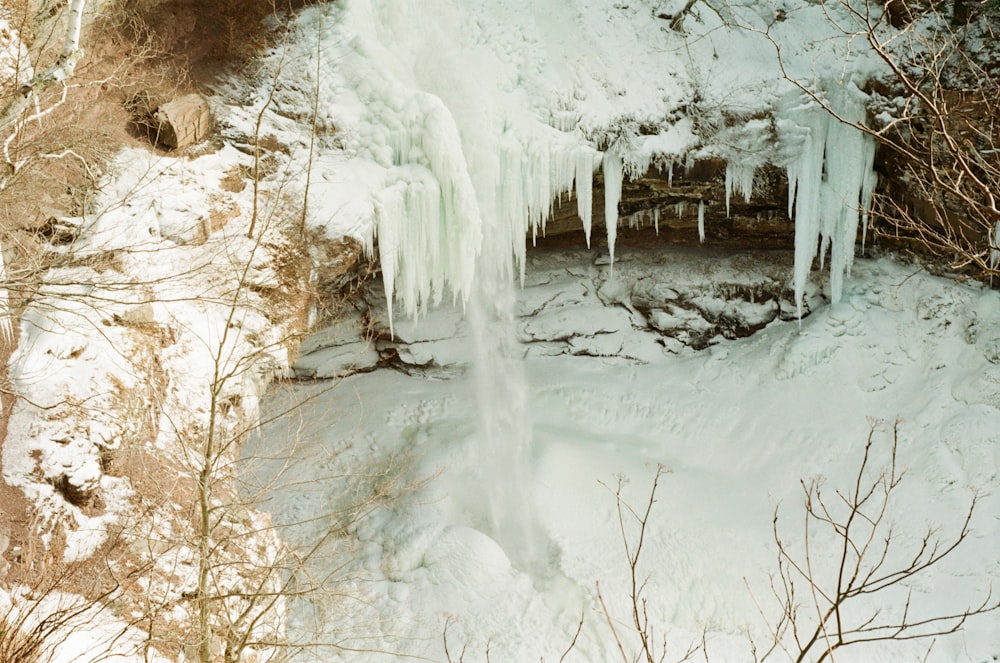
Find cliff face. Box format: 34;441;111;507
542;160;793;250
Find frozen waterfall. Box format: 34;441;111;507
308;0;882;437
373;88;876;326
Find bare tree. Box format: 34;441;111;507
757;0;1000;279
749;421;999;662
597;467;704;663
0;0;89;343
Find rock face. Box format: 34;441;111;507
539;159;794;250
153;93;214;148
305;247;821;380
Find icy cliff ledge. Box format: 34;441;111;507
252;0;886;325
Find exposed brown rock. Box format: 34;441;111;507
153;93;213;149
537;159;795;250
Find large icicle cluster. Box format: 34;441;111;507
374;113;602;331
780;83;877;315
498;134;600;286
372;94;484;333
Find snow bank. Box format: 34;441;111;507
2;137;303;659
250;250;1000;662
0;585;172;663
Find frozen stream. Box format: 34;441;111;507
243;248;1000;662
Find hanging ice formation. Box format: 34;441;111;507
725;161;755;218
372;96;484;335
500;134;601;284
603;151;624;272
698;200;706;243
781;82;877;316
373;99;602;333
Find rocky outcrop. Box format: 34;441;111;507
304;247;822;382
153;93;214;149
538;160;794;250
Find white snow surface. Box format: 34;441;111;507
0;585;173;663
248;250;1000;662
3;143;295;560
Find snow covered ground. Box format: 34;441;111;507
247;249;1000;662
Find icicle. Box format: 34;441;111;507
725;165;733;218
675;201;685;218
724;161;755;218
782;81;877;315
822;83;875;303
653;207;660;235
860;148;878;253
784;98;829;319
603;151;623;271
667;160;674;188
576;149;595;247
698;200;706;243
370;98;484;336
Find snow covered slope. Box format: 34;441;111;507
248;250;1000;662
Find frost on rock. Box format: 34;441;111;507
780;83;877;316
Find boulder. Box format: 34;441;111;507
153;93;213;149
